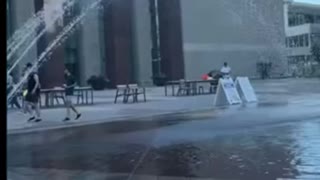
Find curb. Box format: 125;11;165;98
7;107;215;135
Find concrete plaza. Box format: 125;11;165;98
7;78;320;180
7;78;320;134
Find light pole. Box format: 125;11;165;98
149;0;164;85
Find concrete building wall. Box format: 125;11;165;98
287;47;312;56
286;24;312;36
284;0;320;74
180;0;287;79
10;0;38;78
132;0;153;86
284;0;292;33
78;0;103;85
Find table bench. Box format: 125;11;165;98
164;79;218;96
114;84;146;104
40;87;94;108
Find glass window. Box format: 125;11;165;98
305;34;309;47
298;35;304;47
297;14;301;25
316;15;320;23
288;13;295;26
289;37;294;47
305;14;314;24
291;37;296;47
293;36;298;47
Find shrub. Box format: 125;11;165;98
152;73;167;86
87;75;109;90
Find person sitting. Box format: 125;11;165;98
202;74;209;80
202;71;214;80
220;62;231;78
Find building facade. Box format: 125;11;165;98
284;0;320;76
7;0;287;88
181;0;287;79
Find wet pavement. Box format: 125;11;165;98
7;78;320;180
7;105;320;180
7;78;320;133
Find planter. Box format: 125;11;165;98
87;75;109;90
153;76;167;86
91;83;105;91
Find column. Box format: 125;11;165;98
104;0;134;87
78;0;103;86
11;0;38;78
35;0;65;88
132;0;153;86
158;0;185;81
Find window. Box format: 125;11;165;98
288;13;316;26
297;14;303;25
287;34;311;48
298;35;304;47
305;34;309;47
288;13;296;26
316;15;320;23
289;37;294;47
305;14;314;24
293;36;298;47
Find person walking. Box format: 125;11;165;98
63;68;81;121
7;73;21;109
25;63;42;122
21;66;29;114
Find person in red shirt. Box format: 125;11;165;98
202;74;209;80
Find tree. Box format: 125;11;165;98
312;42;320;64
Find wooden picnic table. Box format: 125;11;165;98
164;79;218;96
40;87;94;108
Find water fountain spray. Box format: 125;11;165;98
7;0;77;75
7;10;44;53
7;0;76;64
7;0;112;103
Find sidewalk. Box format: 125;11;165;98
8;167;227;180
7;78;320;133
7;87;214;133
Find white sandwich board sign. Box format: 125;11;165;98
235;77;258;103
214;78;242;106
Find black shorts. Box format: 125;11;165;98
25;91;40;103
65;88;74;96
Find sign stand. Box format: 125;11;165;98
235;77;258;103
214;78;242;106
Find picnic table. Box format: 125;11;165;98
114;84;146;104
40;86;94;108
164;79;219;96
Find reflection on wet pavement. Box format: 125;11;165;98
7;112;320;180
137;121;320;179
